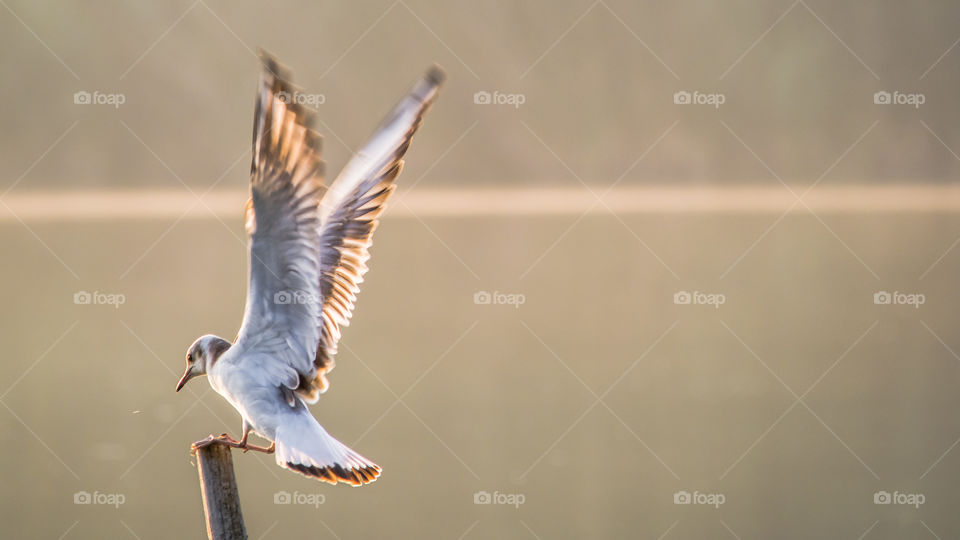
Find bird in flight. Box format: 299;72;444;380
176;51;443;485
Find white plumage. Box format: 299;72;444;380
176;50;443;485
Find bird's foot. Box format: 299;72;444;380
190;433;239;453
190;433;274;454
236;440;275;454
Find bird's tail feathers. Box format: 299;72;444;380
274;420;380;486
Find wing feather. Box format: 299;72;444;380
233;51;326;386
298;66;445;402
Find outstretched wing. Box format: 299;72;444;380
299;66;445;402
233;51;326;390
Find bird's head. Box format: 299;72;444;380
176;335;231;391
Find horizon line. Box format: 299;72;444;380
3;184;960;221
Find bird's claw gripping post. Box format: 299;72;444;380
191;433;275;455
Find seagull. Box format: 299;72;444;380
175;51;443;485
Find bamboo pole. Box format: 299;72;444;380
193;443;248;540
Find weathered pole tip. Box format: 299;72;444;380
194;443;248;540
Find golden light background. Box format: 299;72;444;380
2;2;960;538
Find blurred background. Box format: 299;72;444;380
2;1;960;538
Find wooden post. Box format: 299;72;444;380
194;444;248;540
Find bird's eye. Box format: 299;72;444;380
187;353;194;363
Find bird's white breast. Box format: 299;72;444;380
208;355;295;441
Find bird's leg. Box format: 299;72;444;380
233;419;274;453
240;440;275;454
236;420;250;452
219;437;274;454
189;421;274;454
